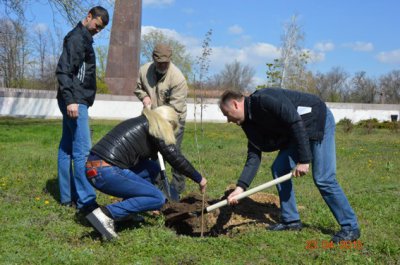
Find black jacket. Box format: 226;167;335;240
56;22;97;106
91;115;202;183
237;88;327;189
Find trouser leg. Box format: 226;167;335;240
89;161;164;220
57;110;74;204
71;104;97;209
57;99;78;204
271;146;300;223
311;109;359;230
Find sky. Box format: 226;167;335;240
3;0;400;86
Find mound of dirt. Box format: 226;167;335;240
162;189;281;237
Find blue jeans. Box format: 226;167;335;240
57;99;96;209
87;159;165;220
271;109;359;230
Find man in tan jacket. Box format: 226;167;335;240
135;44;188;201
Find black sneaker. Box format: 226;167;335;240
115;213;145;223
77;202;100;216
60;201;77;208
331;228;360;244
268;221;303;231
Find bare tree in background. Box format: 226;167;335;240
213;60;255;92
349;71;378;103
379;70;400;104
1;0;111;90
0;18;29;88
263;15;310;91
45;26;62;90
0;0;95;26
279;15;309;89
25;22;61;90
314;67;349;102
141;29;193;79
33;25;48;80
32;24;60;90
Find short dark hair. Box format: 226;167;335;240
219;90;244;107
89;6;109;26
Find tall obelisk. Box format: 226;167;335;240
105;0;142;95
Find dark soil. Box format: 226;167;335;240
162;188;282;237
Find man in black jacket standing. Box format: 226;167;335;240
56;6;109;213
219;88;360;243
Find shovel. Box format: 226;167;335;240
158;152;173;201
165;172;293;222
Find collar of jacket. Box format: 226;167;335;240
150;62;170;82
77;21;94;44
243;96;252;126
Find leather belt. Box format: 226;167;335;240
86;160;112;168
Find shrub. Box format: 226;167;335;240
356;118;379;134
354;118;399;134
389;121;399;133
356;118;379;128
337;118;354;133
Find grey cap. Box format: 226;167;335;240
152;44;172;63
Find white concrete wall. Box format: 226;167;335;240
0;89;399;123
90;99;225;122
0;96;226;122
325;102;399;123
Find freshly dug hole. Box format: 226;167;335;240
162;189;281;237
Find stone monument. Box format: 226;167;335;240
105;0;142;95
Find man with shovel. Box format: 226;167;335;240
219;88;360;243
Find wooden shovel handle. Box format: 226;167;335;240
206;172;293;213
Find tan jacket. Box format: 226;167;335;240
135;62;188;121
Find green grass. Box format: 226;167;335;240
0;117;399;264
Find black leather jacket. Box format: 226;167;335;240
56;22;97;106
237;88;327;189
91;115;202;183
